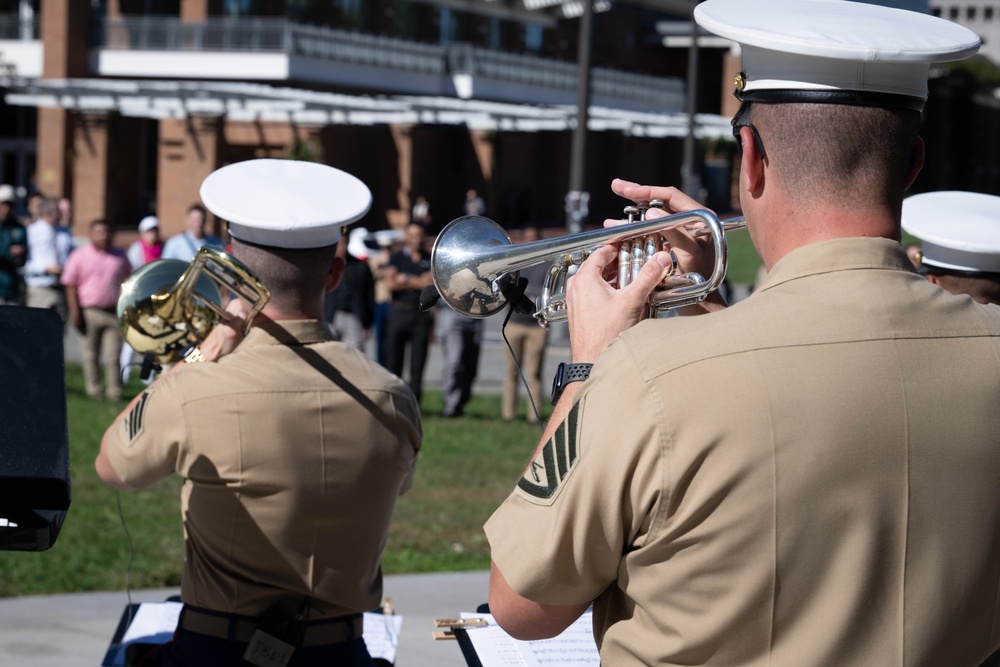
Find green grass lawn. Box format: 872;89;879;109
0;237;763;598
725;226;763;287
0;366;547;597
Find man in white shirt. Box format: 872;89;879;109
162;204;224;262
24;197;72;324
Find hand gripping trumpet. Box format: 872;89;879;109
117;246;270;364
430;204;746;328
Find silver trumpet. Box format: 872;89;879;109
430;203;746;328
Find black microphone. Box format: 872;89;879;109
500;276;535;315
419;285;441;312
139;352;161;381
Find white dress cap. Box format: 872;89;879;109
903;191;1000;273
695;0;981;110
347;226;371;260
200;159;372;249
138;215;159;232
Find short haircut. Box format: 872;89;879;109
38;197;59;218
90;218;109;230
751;103;921;211
187;204;207;219
230;237;337;312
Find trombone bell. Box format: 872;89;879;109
117;246;270;364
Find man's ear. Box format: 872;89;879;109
738;127;766;196
904;136;925;191
325;256;346;293
926;272;941;287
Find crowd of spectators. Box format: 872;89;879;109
0;183;554;418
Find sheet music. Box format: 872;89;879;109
460;611;599;666
110;601;184;664
362;612;402;663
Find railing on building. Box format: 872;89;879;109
0;13;38;41
101;17;683;109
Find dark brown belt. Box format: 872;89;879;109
178;607;363;647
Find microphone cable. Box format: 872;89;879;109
499;276;544;431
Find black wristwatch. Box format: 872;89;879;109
550;362;593;405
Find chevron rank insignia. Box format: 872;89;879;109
515;400;583;505
122;389;153;445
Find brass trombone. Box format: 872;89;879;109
430;204;746;328
117;246;270;364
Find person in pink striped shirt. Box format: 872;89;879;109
61;219;133;401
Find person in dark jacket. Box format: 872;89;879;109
324;226;376;351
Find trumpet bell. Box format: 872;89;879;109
117;247;270;364
431;216;517;318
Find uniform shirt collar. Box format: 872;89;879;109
755;237;914;293
239;319;334;349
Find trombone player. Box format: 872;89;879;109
484;1;1000;665
96;159;421;667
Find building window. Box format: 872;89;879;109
487;17;502;50
342;0;364;30
439;7;457;44
225;0;256;17
986;6;994;20
525;22;543;53
967;5;977;20
394;0;415;39
949;6;959;19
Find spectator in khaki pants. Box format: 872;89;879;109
62;219;132;400
501;226;549;423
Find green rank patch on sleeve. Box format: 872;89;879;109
122;389;153;446
515;399;582;506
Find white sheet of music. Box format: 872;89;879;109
361;612;402;664
460;611;599;666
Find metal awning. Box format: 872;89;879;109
2;77;733;139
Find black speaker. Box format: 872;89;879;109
0;306;70;551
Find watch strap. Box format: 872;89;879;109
551;362;593;405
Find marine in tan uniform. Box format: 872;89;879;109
903;190;1000;306
484;2;1000;665
96;159;421;667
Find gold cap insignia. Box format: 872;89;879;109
734;72;747;92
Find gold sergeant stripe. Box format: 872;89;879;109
127;391;151;441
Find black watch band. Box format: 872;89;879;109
550;362;593;406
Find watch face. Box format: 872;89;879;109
550;362;567;406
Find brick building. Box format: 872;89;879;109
0;0;738;242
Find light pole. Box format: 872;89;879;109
566;0;594;234
681;11;701;199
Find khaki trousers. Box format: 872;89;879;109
502;322;548;423
81;307;124;400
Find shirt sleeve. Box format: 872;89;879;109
104;376;189;488
484;338;667;606
59;251;80;287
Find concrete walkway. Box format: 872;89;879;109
0;570;490;667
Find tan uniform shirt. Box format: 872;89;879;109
485;238;1000;666
106;320;421;618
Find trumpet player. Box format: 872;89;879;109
96;159;421;667
484;1;1000;665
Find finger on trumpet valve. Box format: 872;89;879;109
630;240;645;283
643;235;658;263
618;244;631;287
623;205;641;224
